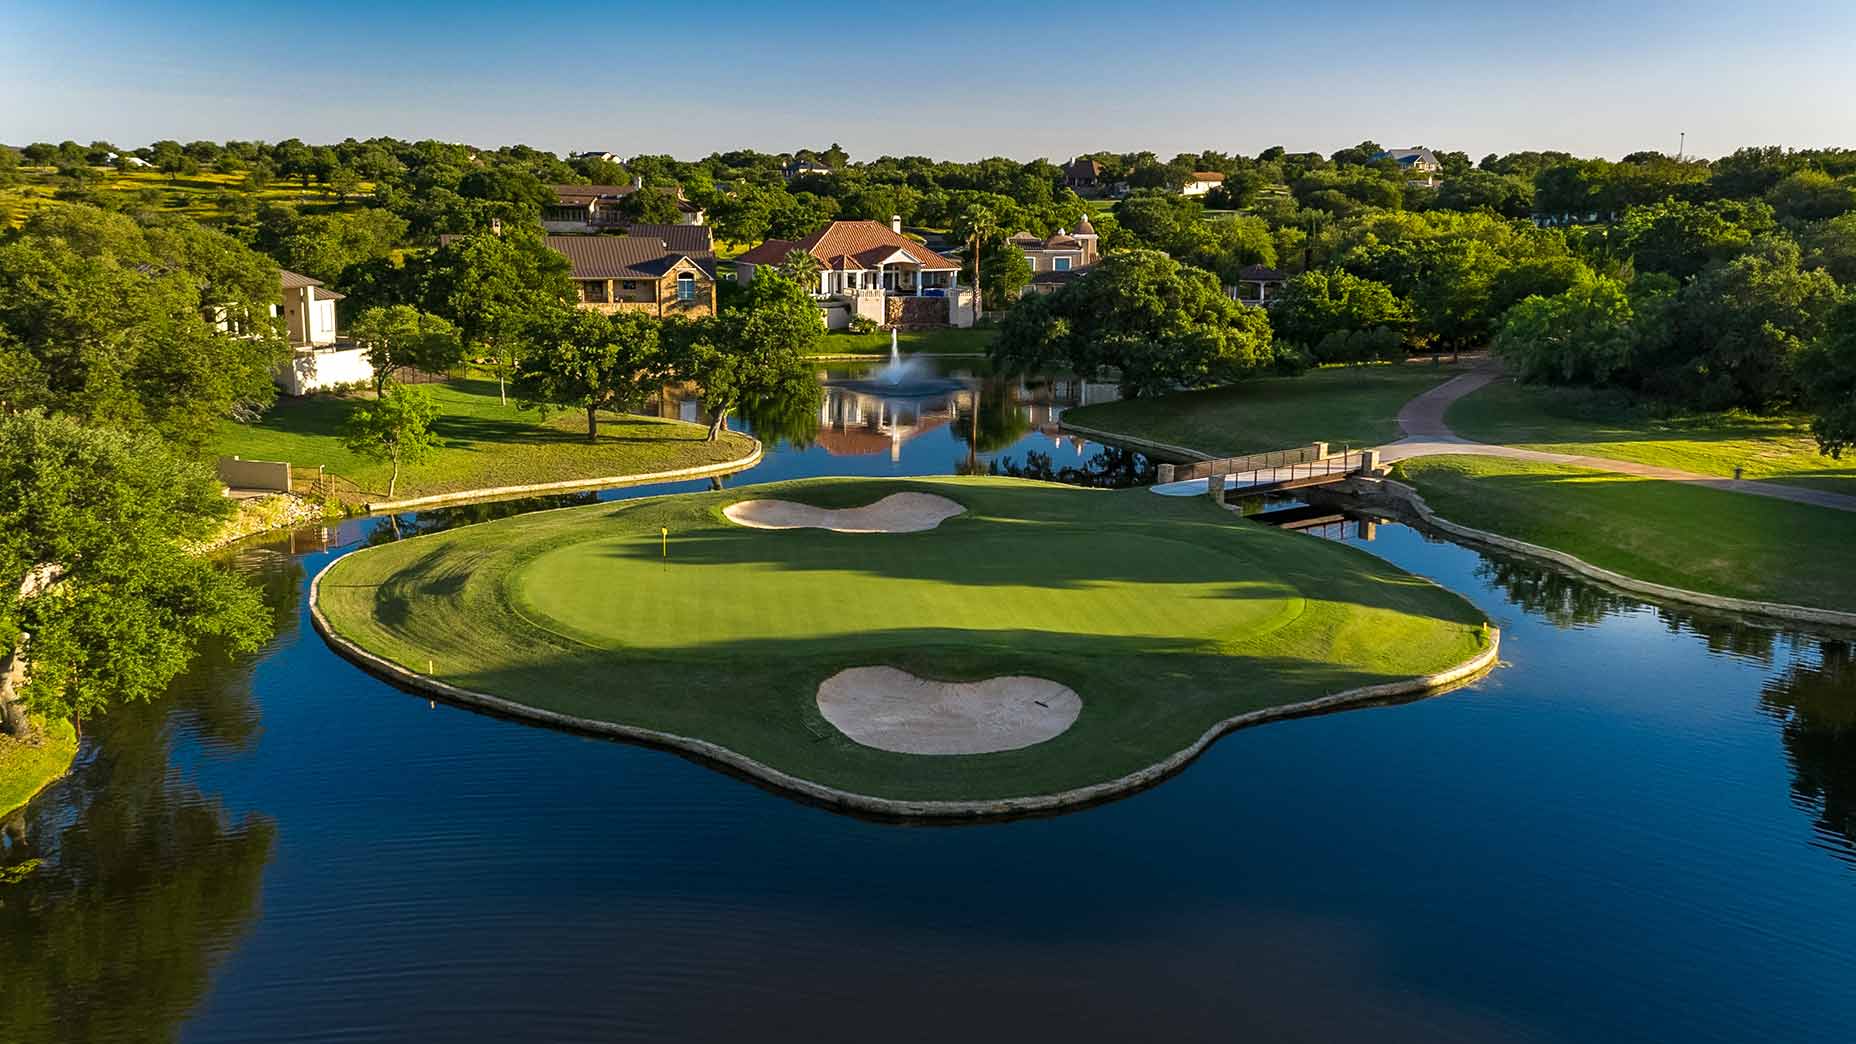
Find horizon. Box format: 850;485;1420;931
6;0;1855;162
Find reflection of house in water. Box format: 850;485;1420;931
817;385;976;461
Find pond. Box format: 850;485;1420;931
3;361;1854;1043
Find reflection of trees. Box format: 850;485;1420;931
0;557;284;1042
740;383;823;452
952;378;1032;456
363;492;603;547
1476;558;1637;628
990;446;1155;488
1760;641;1856;856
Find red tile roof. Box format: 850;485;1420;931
737;221;959;271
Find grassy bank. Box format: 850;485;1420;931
809;327;997;356
1064;362;1467;457
0;716;78;817
1395;455;1856;612
212;378;756;506
1447;380;1856;496
316;475;1490;803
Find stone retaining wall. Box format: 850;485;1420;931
1355;476;1856;631
363;438;762;514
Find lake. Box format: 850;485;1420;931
3;361;1853;1043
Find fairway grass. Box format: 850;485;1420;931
1446;380;1856;497
315;476;1492;806
1395;455;1856;613
212;378;756;505
1063;362;1468;458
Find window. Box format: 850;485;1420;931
1026;257;1037;271
1054;256;1072;271
676;272;698;303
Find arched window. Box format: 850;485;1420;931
676;271;698;303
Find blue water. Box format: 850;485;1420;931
3;367;1853;1043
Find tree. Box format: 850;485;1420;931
1802;299;1856;458
421;231;574;405
617;188;684;225
993;249;1276;397
347;305;463;395
0;206;283;448
255;206;409;285
0;413;271;738
1491;277;1638;385
342;383;440;497
1660;237;1845;408
515;308;667;442
1268;271;1410;359
962;237;1032;307
675;271;821;440
1611;199;1773;282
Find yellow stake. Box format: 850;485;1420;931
661;527;668;559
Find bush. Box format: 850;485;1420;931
846;315;880;335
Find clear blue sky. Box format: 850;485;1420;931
4;0;1853;161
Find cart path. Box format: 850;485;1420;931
1381;366;1856;514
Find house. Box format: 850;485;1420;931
275;270;374;395
783;158;833;181
571;150;620;163
542;179;705;232
1061;158;1103;193
1374;147;1444;187
1012;217;1101;294
1228;263;1289;306
546;234;717;319
1181;172;1226;197
736;218;976;329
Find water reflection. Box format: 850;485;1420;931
1761;641;1856;859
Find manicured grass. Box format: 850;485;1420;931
2;165;367;227
1064;362;1467;456
810;326;998;356
316;475;1491;802
211;377;755;504
1394;455;1856;612
1447;379;1856;496
0;716;78;817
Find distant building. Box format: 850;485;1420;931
1180;172;1226;197
571;151;620;163
1061;158;1104;193
736;217;974;329
1228;263;1289;306
543;179;705;232
1011;217;1101;294
546;235;717;319
783;158;833;181
1374;147;1444;187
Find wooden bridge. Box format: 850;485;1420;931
1156;443;1381;498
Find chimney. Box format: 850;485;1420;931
632;175;645;190
891;214;902;234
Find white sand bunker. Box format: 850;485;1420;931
724;492;964;534
817;667;1082;755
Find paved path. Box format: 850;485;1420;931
1381;365;1856;514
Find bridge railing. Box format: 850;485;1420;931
1167;442;1327;484
1227;449;1369;490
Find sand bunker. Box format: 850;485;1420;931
817;667;1082;755
724;492;964;534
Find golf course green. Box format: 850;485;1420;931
313;476;1496;810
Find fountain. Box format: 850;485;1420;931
827;327;967;399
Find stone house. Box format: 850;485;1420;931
543;179;705;232
547;235;717;319
1011;217;1101;294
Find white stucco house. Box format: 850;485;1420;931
1181;172;1227;197
275;269;372;395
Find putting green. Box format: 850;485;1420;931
314;476;1494;806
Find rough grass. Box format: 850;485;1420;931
0;716;78;817
1395;455;1856;612
210;377;755;504
3;165;369;227
810;326;997;356
1064;362;1468;456
315;475;1491;802
1447;379;1856;496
